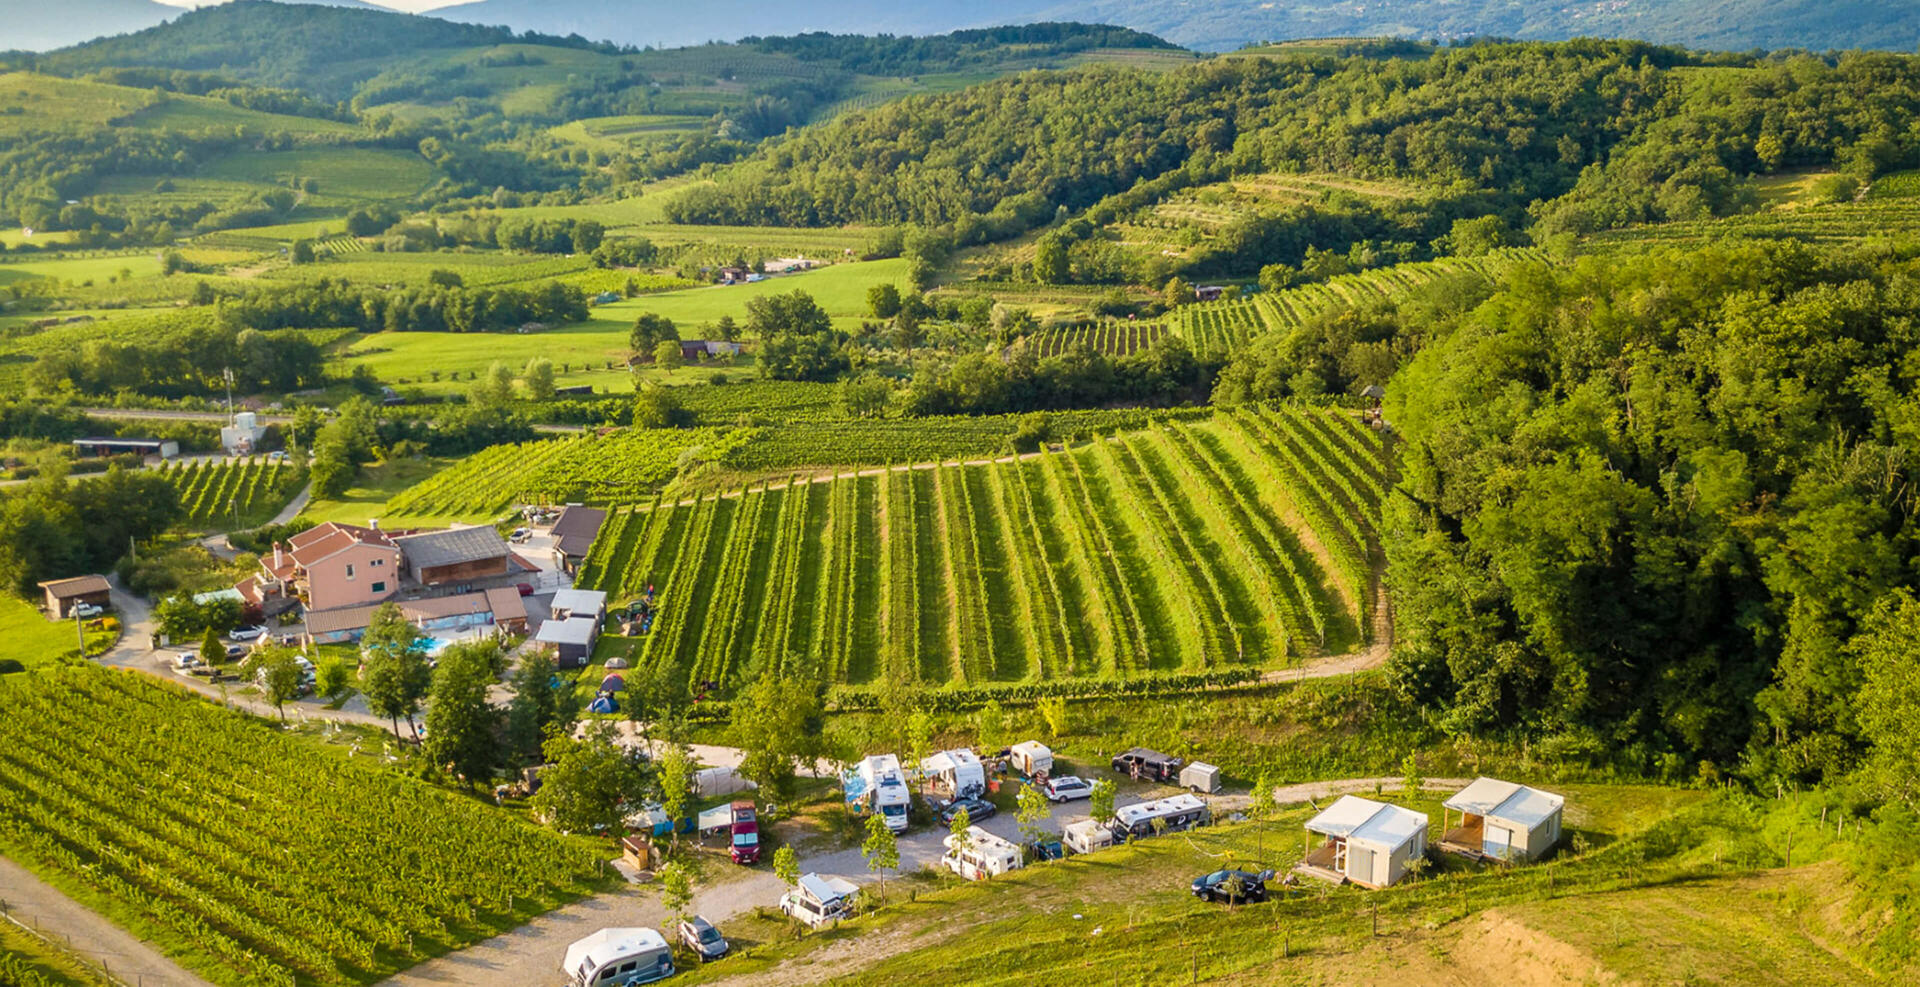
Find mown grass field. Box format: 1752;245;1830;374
676;783;1874;987
0;596;84;672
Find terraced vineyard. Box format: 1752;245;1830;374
1583;197;1920;248
1169;250;1547;353
1019;319;1168;358
576;407;1392;691
154;457;305;530
0;668;604;987
385;429;749;519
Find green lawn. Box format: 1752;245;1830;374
198;148;436;200
299;457;467;526
0;252;164;285
333;259;908;393
0;595;88;671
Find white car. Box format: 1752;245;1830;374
229;625;267;642
171;652;201;671
509;527;532;543
1043;776;1094;802
72;603;105;618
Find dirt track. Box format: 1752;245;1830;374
0;855;211;987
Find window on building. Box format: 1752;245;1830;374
371;581;386;593
344;563;355;579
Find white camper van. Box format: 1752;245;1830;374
844;755;911;833
779;873;859;928
921;748;987;798
941;826;1024;880
562;928;675;987
1062;818;1116;855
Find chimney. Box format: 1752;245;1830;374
274;544;284;569
369;518;379;531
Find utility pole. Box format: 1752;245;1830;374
223;367;235;420
73;606;86;658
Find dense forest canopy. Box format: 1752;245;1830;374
668;42;1920;270
1376;242;1920;786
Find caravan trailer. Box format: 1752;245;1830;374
941;826;1025;880
1009;740;1053;779
562;928;675;987
1110;794;1211;841
921;748;987;798
1063;818;1116;855
844;755;912;833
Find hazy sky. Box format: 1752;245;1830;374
156;1;462;11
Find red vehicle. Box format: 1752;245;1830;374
728;800;760;864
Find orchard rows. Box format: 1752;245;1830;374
576;407;1392;692
155;456;304;529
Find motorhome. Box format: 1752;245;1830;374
1063;818;1116;855
728;800;760;865
941;826;1024;880
921;748;987;798
843;754;911;833
562;928;675;987
1110;794;1211;840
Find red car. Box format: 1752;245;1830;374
728;800;760;865
516;583;535;597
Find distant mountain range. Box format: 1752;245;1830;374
7;0;1919;54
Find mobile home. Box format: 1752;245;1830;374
562;928;674;987
921;748;987;798
1297;796;1429;889
780;873;859;928
844;754;912;833
1063;818;1116;855
1109;794;1210;840
941;826;1024;880
1440;778;1564;862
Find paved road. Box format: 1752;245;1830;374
80;407;582;434
0;855;212;987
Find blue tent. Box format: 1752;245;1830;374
587;694;619;715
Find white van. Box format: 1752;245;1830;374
1063;818;1116;855
941;826;1024;880
562;927;675;987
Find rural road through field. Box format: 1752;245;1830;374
0;855;213;987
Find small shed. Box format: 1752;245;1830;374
536;615;600;668
1441;777;1565;862
39;575;111;618
1298;796;1428;889
1008;740;1053;779
550;588;608;622
1180;761;1222;794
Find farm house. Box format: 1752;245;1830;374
1297;796;1429;889
1440;778;1565;862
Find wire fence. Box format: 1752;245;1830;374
0;890;183;987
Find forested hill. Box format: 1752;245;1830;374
13;1;631;99
426;0;1920;54
669;43;1920;260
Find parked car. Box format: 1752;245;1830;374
1191;868;1274;904
223;645;248;661
934;796;997;826
171;651;201;671
516;583;535;597
676;916;729;962
1042;775;1094;802
229;625;267;642
1111;747;1183;783
510;527;532;543
267;450;288;462
71;602;105;618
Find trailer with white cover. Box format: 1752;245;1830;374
1440;777;1564;862
920;748;987;799
1297;795;1429;889
1063;818;1116;855
941;826;1024;880
1109;793;1210;840
843;755;911;833
562;927;675;987
1179;761;1221;793
1008;740;1053;779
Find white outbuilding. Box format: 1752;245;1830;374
1440;777;1565;862
1297;795;1429;889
